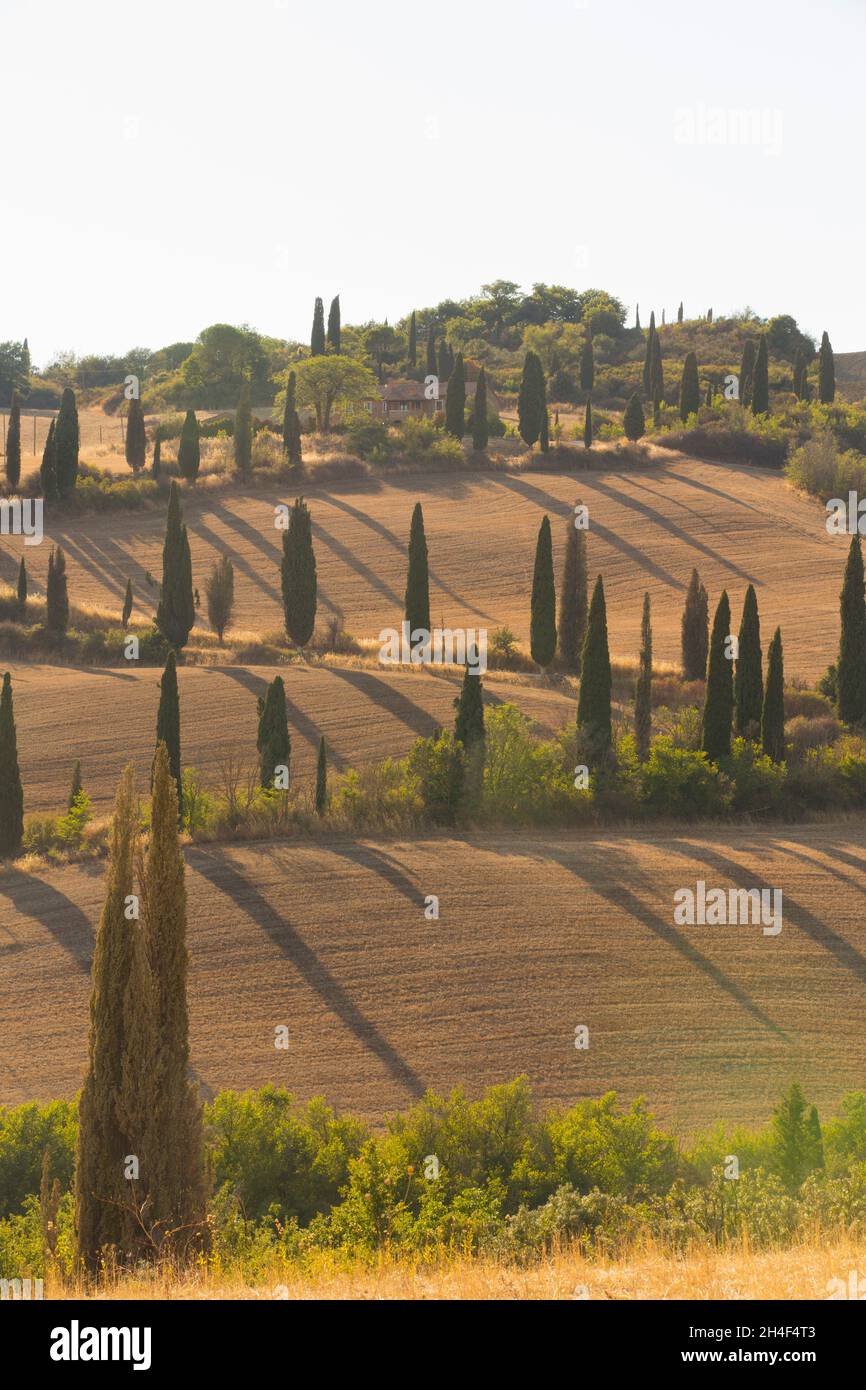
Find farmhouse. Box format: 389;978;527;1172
361;378;498;420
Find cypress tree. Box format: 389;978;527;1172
6;389;21;489
54;386;79;495
650;332;664;418
46;546;69;639
426;331;437;377
623;392;645;441
580;335;594;394
751;335;769;414
818;330;835;404
583;400;593;450
122;578;133;628
539;408;550;453
530;515;557;668
257;676;290;787
281;371;296;454
837;535;866;724
681;568;709;680
437;339;449;382
518;350;546;447
454;666;485;806
634;592;652;763
152;436;161;479
707;308;713;323
143;742;207;1258
281;497;317;647
155;650;182;820
311;297;326;356
679;351;700;421
125;398;147;473
16;557;27;618
327;295;341;353
0;672;23;858
177;409;200;482
702;591;733;761
405;502;431;636
677;301;684;324
558;509;588;674
40;417;58;500
69;759;83;808
234;385;252;479
156;482;195;651
471;366;489;450
445;352;466;438
642;311;656;395
205;554;234;643
739;339;756;408
793;347;808;401
762;626;785;763
577;576;612;760
408;312;417;369
635;305;641;331
315;736;328;814
735;584;763;736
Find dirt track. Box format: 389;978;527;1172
3;823;865;1132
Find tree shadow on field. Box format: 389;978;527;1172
205;501;344;618
0;869;94;974
189;848;425;1100
310;521;404;610
324;841;424;910
324;667;439;739
764;838;866;899
496;473;687;593
216;666;349;771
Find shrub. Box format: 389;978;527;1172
482;705;576;822
721;738;786;814
640;737;731;817
785;714;842;755
407;729;465;825
251;430;284;471
345;419;390;461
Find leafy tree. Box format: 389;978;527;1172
407;312;417;368
771;1082;823;1191
0;672;23;857
287;356;377;432
634;592;652;762
623;392;645;441
327;296;341;354
735;584;763;735
281;497;317;646
155;650;182;818
177;409;201;481
583;400;593;450
5;390;21;489
837;535;866;724
311;297;326;356
156;482;195;651
818;330;835;404
681;568;709;680
122;578;133;628
405;502;431;636
205;554;234;643
471;366;489;450
16;557;27;617
518;351;546;447
762;626;785;763
702;591;733;761
559;509;588;674
579;335;594;393
40;418;58;499
577;576;612;760
257;676;290;787
530;515;557;667
679;351;700;421
234;385;252;479
751;335;769;414
315;736;328;814
125;397;147;473
54;387;79;495
46;546;69;639
445;352;466;438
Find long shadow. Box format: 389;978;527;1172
496;473;686;592
665;838;866;993
0;869;94;974
192;515;284;609
325;667;439;738
325;842;424;909
64;663;137;682
49;531;129;604
311;521;404;609
189;848;425;1099
203;502;344;618
216;666;349;770
765;838;866;898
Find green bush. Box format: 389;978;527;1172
640;737;732;817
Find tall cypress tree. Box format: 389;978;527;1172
679;351;700;421
311;298;326;356
143;742;207;1259
54;386;79;495
155;650;182;819
677;301;684;324
735;584;763;735
125;398;147;473
426;331;437;377
702;591;733;761
818;330;835;404
530;515;557;668
405;502;431;636
518;351;546;446
558;509;588;674
635;305;641;331
580;335;594;394
837;535;866;724
623;393;646;441
257;676;290;787
152;436;162;479
445;352;466;438
156;482;195;651
739;339;756;409
6;389;21;489
454;666;485;806
634;592;652;763
650;332;664;418
583;400;593;450
642;311;656;395
234;384;253;479
577;576;612;761
471;366;489;450
281;371;296;454
762;627;785;763
177;409;200;481
751;335;769;414
40;417;58;500
408;312;417;369
0;672;23;858
16;557;27;617
281;497;317;646
46;545;69;639
793;347;809;401
315;736;328;814
681;568;709;680
122;578;133;628
327;295;341;353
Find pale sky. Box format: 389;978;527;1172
2;0;862;364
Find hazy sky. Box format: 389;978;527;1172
3;0;862;364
